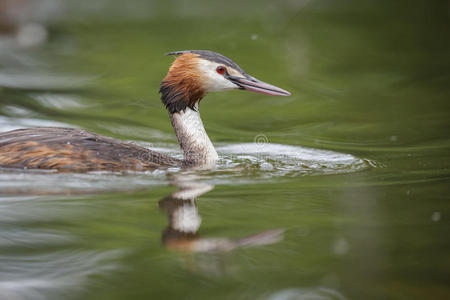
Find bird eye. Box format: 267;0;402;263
216;66;226;75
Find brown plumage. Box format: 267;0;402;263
0;127;181;172
159;53;206;114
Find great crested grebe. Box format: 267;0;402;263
0;50;290;171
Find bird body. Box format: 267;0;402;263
0;50;290;171
0;127;180;171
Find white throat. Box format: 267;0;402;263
170;105;218;167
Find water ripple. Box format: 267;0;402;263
0;141;370;195
0;250;124;300
216;142;370;177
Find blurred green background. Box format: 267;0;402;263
0;0;449;299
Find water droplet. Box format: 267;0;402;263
431;212;441;222
333;238;349;255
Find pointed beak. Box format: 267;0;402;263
228;75;291;96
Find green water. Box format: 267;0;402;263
0;1;449;299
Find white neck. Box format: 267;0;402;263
169;105;218;167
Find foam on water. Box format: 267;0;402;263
216;142;368;176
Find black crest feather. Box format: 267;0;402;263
166;50;248;76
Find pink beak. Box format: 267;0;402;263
228;75;291;96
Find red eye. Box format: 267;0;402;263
216;66;226;75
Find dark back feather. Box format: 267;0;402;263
0;127;181;171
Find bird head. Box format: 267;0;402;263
159;50;291;114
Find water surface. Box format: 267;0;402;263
0;1;449;299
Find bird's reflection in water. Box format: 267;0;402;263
159;175;284;252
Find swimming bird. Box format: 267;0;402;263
0;50;290;171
